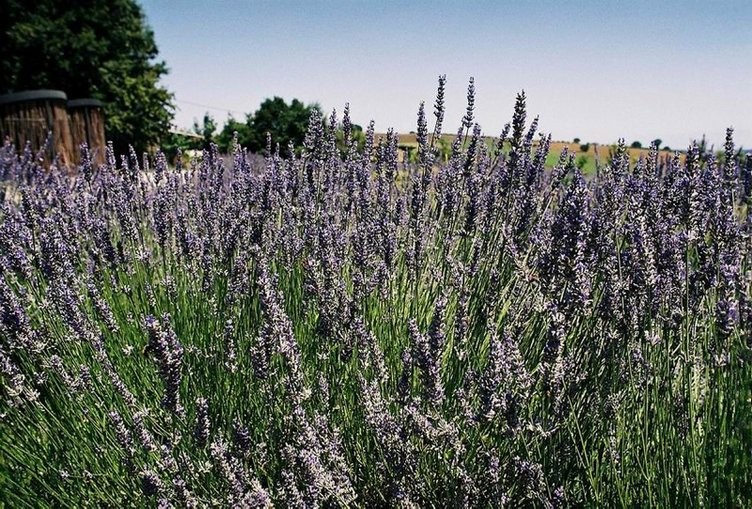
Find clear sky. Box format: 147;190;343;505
139;0;751;150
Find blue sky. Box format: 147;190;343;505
140;0;751;149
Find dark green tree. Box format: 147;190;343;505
160;131;194;165
217;97;320;155
216;116;251;154
192;113;217;149
250;97;321;154
335;123;365;156
630;140;642;149
0;0;174;154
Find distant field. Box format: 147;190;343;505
379;132;679;176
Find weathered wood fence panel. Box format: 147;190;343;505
67;98;106;165
0;90;107;168
0;90;74;165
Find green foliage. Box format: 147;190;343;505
0;0;174;155
218;97;320;155
436;137;452;162
651;138;663;149
160;132;193;164
335;123;365;156
573;137;581;144
575;154;588;169
216;116;251;154
398;144;418;164
192;113;217;149
160;113;217;164
579;142;590;153
630;140;642;149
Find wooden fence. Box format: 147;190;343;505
67;98;106;165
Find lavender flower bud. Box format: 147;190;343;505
194;397;210;446
144;314;184;415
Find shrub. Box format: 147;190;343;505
576;154;589;169
0;79;749;507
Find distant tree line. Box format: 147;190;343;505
166;97;367;161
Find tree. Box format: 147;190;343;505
217;97;320;155
335;123;365;156
192;113;217;149
216;116;251;154
0;0;174;155
651;139;663;149
160;131;194;165
630;140;642;149
249;97;320;154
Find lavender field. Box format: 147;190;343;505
1;79;751;507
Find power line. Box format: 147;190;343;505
174;99;245;116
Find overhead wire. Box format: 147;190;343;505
173;99;245;117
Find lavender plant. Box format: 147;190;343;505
1;77;751;507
